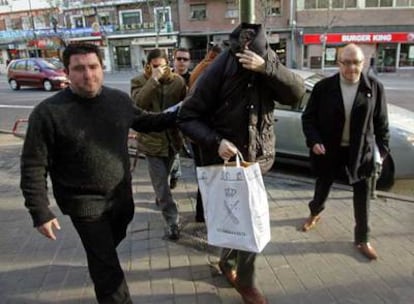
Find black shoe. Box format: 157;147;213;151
155;198;160;207
169;177;178;189
168;224;180;240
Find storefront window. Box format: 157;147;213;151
324;47;337;67
399;44;414;67
377;43;397;72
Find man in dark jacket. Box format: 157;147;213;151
20;44;177;303
301;43;390;260
178;23;305;304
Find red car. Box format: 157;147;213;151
7;58;69;91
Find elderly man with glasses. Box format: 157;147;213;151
301;43;390;260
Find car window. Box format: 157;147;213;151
39;59;60;70
305;74;324;87
27;60;39;72
274;90;312;112
46;58;64;69
299;91;311;111
13;61;26;71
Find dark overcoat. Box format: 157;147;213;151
177;23;305;174
302;72;390;183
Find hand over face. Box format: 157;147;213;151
152;65;168;81
236;49;265;73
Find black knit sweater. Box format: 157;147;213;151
21;86;176;227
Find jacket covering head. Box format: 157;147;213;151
229;23;267;57
178;23;305;174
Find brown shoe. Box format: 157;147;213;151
301;215;321;232
356;242;378;260
237;286;268;304
218;260;237;287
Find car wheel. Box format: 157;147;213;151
376;155;395;190
43;80;53;91
9;79;20;90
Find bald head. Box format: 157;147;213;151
338;43;365;83
340;43;365;62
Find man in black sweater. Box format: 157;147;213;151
20;44;177;303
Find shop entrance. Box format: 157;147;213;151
269;38;286;65
114;46;131;70
377;44;397;72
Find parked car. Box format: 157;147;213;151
7;58;69;91
273;70;414;190
45;57;65;69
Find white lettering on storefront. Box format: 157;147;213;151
342;34;371;42
372;34;392;42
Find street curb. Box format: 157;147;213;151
0;129;12;134
268;171;414;203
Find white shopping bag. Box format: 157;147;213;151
196;156;271;253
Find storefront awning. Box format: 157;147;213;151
304;32;414;45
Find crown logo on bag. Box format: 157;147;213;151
225;188;237;197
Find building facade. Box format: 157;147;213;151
296;0;414;72
0;0;413;73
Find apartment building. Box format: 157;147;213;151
0;0;413;73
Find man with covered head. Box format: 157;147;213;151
178;23;305;304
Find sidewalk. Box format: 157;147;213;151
0;134;413;304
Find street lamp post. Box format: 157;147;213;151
239;0;255;24
290;20;296;68
321;33;327;71
28;0;38;57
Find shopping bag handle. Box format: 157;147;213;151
224;152;248;168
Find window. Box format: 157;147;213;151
225;0;239;18
33;15;46;29
399;44;414;67
27;60;39;72
366;0;392;7
99;13;111;26
318;0;329;8
71;15;85;28
13;60;26;71
396;0;414;6
119;9;142;26
305;0;328;9
21;16;31;30
266;0;281;16
305;0;317;8
190;4;206;20
332;0;357;8
345;0;357;8
154;6;171;31
11;18;22;30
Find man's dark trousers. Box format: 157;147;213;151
71;199;134;303
309;147;371;243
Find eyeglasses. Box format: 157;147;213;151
175;57;190;62
339;60;363;67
